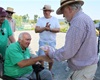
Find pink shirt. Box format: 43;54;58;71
7;18;16;32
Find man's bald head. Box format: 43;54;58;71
18;32;31;49
18;32;31;40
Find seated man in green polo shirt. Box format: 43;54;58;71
4;32;53;80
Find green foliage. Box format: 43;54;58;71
13;14;23;27
60;27;67;32
22;14;29;23
60;23;69;33
59;21;65;25
31;27;35;30
13;14;100;31
29;20;35;24
34;15;38;23
94;20;100;24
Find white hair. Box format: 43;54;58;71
18;32;24;40
18;32;30;40
68;2;82;10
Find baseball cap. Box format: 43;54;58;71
0;7;7;16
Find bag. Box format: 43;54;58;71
32;64;44;80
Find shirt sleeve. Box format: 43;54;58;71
49;25;85;61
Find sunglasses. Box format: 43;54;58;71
7;12;13;14
0;29;4;35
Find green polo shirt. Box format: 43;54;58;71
0;19;13;57
4;42;33;78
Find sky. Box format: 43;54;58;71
0;0;100;20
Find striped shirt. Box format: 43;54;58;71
49;10;98;70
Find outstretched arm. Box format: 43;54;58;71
17;55;52;68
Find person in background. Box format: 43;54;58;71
45;0;98;80
0;7;15;58
4;32;53;80
35;5;60;72
6;7;16;32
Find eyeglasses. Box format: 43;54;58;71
0;29;4;35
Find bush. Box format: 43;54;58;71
60;27;67;33
60;24;69;33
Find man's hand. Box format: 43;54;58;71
44;50;49;57
45;22;50;31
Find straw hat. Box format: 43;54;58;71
41;5;54;12
0;7;7;16
6;7;15;13
56;0;84;14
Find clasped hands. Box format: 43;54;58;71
45;22;51;31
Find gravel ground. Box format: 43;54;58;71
94;59;100;80
51;60;69;80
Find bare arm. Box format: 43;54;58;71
9;35;16;43
35;26;46;33
50;28;60;33
17;56;52;68
35;22;60;33
17;56;42;68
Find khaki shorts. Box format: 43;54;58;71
67;64;97;80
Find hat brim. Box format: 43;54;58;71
56;1;84;15
41;9;54;12
6;10;15;13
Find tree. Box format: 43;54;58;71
22;14;29;23
34;15;38;23
13;14;23;27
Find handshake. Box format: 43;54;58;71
40;45;55;62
